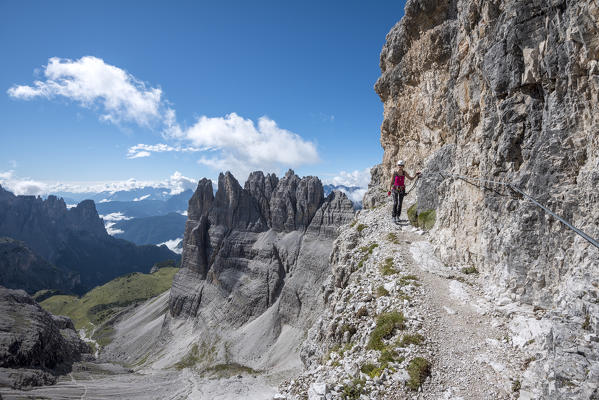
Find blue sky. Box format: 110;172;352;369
0;1;406;195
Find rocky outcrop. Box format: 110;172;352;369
0;286;89;389
0;185;177;294
367;1;599;397
0;237;79;295
165;170;354;372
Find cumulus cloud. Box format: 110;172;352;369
162;113;319;178
8;56;163;126
328;167;371;188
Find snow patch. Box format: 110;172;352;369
133;194;150;202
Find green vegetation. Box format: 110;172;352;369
205;363;259;378
340;324;357;338
461;266;479;275
512;379;521;392
349;220;357;228
418;210;436;230
407;205;436;230
174;340;218;370
360;348;404;379
152;259;178;270
323;342;354;363
396;333;424;347
359;242;378;255
399;274;420;286
367;311;406;350
40;267;178;345
407;204;418;226
380;257;397;276
356;242;378;269
406;357;431;391
387;232;400;244
356;224;367;233
341;378;366;399
376;286;389;297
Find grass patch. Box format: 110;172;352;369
387;232;400;244
406;357;431;391
396;333;424;347
417;210;436;230
174;343;201;370
174;340;218;370
399;275;419;286
359;242;378;255
407;205;436;230
461;266;479;275
407;204;418;226
376;286;389;297
356;224;367;233
367;311;406;350
40;267;179;346
341;378;366;399
380;257;397;276
356;307;368;318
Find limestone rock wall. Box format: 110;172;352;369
373;0;599;310
367;1;599;396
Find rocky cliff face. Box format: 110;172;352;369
0;286;89;389
364;0;599;397
165;170;354;372
0;238;79;294
0;185;177;294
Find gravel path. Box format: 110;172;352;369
279;203;527;399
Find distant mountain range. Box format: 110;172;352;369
54;186;191;204
0;185;178;295
111;212;187;247
95;189;191;218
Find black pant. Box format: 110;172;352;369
392;188;405;218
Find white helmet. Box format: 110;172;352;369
397;160;405;166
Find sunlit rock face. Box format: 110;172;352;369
167;170;354;370
363;0;599;397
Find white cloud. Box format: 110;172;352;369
105;223;124;236
0;171;49;195
8;56;163;126
336;187;368;204
9;56;321;177
327;167;371;188
0;170;14;180
0;170;198;197
162;113;319;179
99;212;132;222
158;237;183;254
126;143;202;159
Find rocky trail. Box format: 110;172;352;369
279;203;530;400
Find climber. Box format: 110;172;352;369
387;160;421;223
